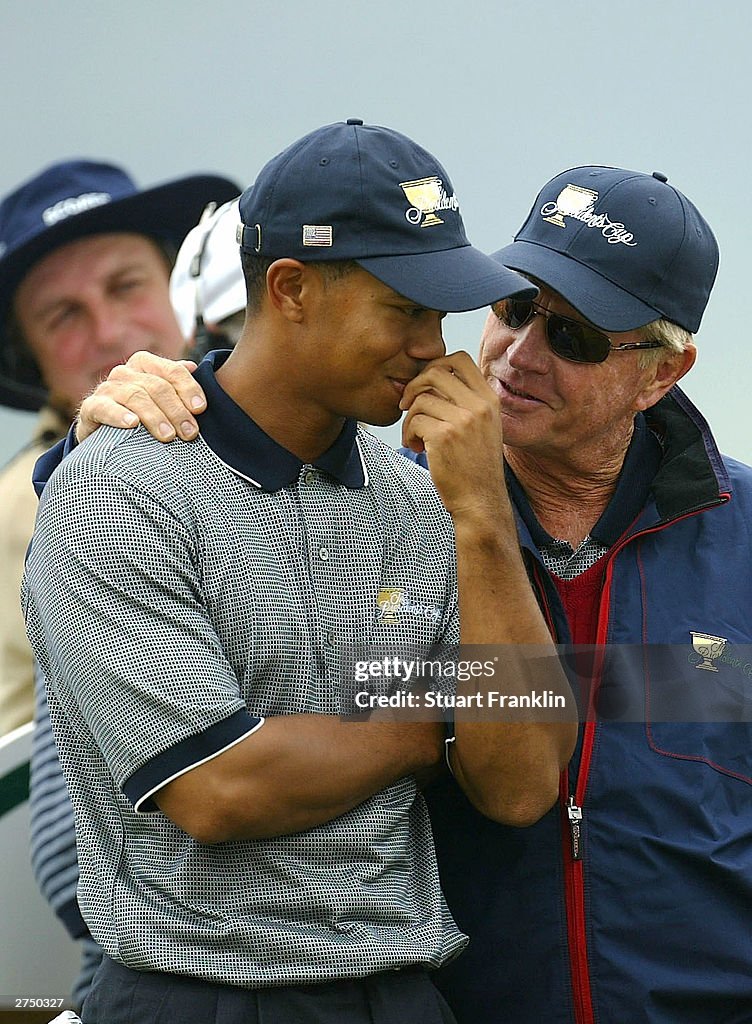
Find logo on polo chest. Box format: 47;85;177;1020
376;588;406;622
400;176;459;227
376;587;442;624
540;184;637;246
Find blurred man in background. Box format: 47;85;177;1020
0;159;238;735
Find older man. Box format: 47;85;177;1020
74;163;752;1023
24;121;573;1023
0;159;238;734
418;167;752;1024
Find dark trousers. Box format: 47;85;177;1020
81;956;457;1024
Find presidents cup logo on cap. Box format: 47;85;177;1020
42;191;112;227
541;184;637;246
542;184;598;228
400;176;459;228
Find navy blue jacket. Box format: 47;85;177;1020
424;387;752;1023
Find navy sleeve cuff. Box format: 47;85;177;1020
123;708;264;812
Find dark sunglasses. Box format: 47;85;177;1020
496;298;663;364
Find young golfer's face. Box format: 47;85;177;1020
305;266;447;426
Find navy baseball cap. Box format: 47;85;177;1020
494;166;719;334
237;119;536;313
0;160;240;411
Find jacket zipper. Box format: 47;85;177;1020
563;719;598;1024
567;796;583;860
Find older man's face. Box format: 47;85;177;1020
14;232;186;416
478;284;663;462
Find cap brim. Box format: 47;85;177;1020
494;240;661;331
0;174;240;411
357;245;537;313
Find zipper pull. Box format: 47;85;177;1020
567;796;583;861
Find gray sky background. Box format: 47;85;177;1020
1;0;749;464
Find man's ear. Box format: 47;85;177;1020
636;343;696;411
265;259;309;323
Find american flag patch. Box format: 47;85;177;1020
303;224;333;246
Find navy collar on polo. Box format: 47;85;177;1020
507;412;662;550
194;350;367;491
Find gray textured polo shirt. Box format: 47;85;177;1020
23;352;465;988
